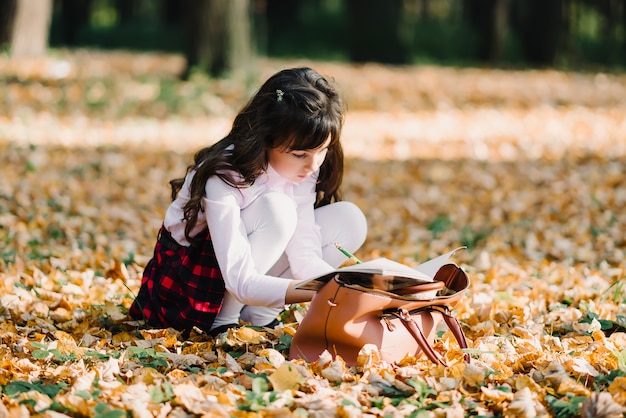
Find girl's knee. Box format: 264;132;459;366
317;201;368;250
335;201;367;234
250;192;297;237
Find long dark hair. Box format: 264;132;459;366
170;67;346;245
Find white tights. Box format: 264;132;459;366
211;193;367;329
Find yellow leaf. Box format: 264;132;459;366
564;357;599;378
320;356;347;383
166;369;188;380
111;332;137;344
54;330;79;353
216;392;232;406
139;328;181;348
105;259;130;282
134;367;164;385
462;362;487;387
256;348;285;368
104;301;128;322
506;387;537;418
607;376;626;406
513;375;543;395
556;379;591;397
0;360;13;385
16;390;53;413
232;327;266;344
356;344;383;368
480;385;513;403
268;362;304;392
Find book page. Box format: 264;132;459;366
295;246;465;291
414;246;466;277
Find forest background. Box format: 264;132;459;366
1;0;626;417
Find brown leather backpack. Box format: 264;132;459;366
289;264;470;366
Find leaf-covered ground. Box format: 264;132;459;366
1;51;626;417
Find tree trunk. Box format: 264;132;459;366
0;0;17;48
517;0;562;66
623;0;626;60
265;0;299;41
491;0;509;62
420;0;430;20
182;0;253;79
227;0;253;77
596;0;621;64
463;0;509;63
560;0;579;66
11;0;52;57
597;0;617;40
162;0;182;25
346;0;410;64
252;0;267;56
58;0;91;46
182;0;216;78
115;0;137;25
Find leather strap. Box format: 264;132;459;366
399;310;446;366
441;312;471;363
396;307;470;365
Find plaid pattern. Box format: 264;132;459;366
129;226;226;332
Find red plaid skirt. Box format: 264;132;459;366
129;226;226;332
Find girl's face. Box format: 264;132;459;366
268;136;332;183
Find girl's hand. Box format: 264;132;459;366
285;281;316;304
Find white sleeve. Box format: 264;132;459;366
284;174;335;280
203;176;290;308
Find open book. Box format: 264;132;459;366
296;246;466;292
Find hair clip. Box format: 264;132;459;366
276;89;284;102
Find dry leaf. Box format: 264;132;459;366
231;326;267;345
462;362;487;387
580;392;626;418
607;376;626;406
268;362;304;392
506;387;537;418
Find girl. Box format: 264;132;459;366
129;67;367;335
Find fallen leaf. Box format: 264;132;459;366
268;362;304;392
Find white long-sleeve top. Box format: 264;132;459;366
163;164;335;308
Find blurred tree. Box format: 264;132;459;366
419;0;431;19
252;0;268;56
266;0;299;40
463;0;509;63
10;0;53;56
56;0;92;46
116;0;137;24
623;0;626;59
0;0;17;49
162;0;182;25
181;0;254;79
346;0;411;64
597;0;618;39
596;0;622;65
512;0;563;66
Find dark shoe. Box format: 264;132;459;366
263;318;280;329
209;323;240;337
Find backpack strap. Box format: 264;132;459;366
394;306;470;365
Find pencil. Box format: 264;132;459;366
334;242;362;264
